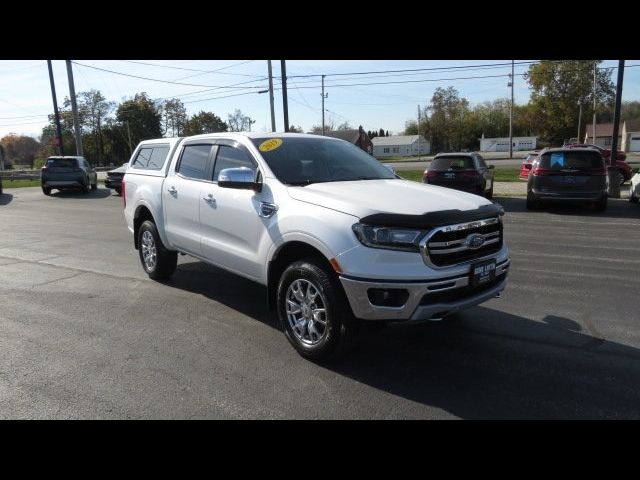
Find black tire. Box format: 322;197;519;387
42;186;51;196
525;192;538;210
91;182;97;191
594;197;608;212
618;172;625;186
137;220;178;280
82;181;90;194
630;190;639;203
486;182;494;200
277;258;360;361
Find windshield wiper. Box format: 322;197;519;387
287;179;315;186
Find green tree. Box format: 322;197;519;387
161;98;188;137
337;121;351;130
116;93;162;149
524;60;614;145
183;111;228;135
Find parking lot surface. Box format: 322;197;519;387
1;187;639;419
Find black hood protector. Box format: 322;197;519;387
359;203;504;229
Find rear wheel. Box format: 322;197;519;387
594;197;608;211
486;182;494;200
91;182;97;190
42;186;51;196
277;258;360;361
138;220;177;280
630;189;639;203
526;192;538;210
618;171;626;186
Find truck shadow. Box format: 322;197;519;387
164;261;640;419
495;196;640;220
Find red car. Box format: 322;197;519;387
565;143;630;185
519;151;540;180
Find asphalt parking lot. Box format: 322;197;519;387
1;186;640;419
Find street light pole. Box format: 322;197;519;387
608;60;625;199
321;75;328;136
508;59;514;159
592;62;597;144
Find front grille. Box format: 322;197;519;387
419;272;506;305
422;217;503;268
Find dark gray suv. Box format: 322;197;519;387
41;156;97;195
526;147;608;211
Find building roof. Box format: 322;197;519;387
371;135;425;146
320;130;362;143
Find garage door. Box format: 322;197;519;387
630;136;640;152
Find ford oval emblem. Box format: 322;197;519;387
466;233;485;249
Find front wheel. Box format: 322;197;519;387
42;186;51;196
618;172;626;186
486;182;494;200
138;220;177;280
630;187;639;203
594;197;608;211
277;258;360;361
91;182;97;190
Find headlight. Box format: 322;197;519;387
352;223;425;252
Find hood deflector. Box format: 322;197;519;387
359;203;504;229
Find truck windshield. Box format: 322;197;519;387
251;137;396;185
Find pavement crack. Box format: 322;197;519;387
31;271;83;288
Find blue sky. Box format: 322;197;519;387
1;60;639;139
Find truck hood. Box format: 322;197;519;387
287;179;492;219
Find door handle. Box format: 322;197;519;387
203;194;216;204
168;186;177;195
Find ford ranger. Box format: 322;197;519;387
123;133;509;360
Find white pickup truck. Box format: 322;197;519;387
123;133;509;360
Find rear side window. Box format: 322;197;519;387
131;145;170;170
431;156;475;170
177;145;212;180
213;146;256;181
539;151;604;170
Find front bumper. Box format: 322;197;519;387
339;259;509;322
530;189;606;202
42;180;85;188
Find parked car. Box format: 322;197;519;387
630;170;640;203
565;143;630;184
422;152;494;198
519;151;540;180
123;134;509;360
526;147;608;211
105;164;127;195
41;156;97;195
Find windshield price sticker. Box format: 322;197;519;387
259;138;283;152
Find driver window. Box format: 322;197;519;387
213;145;256;181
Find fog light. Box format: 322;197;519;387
367;288;409;307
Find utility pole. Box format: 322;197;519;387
592;62;597;144
577;100;582;142
47;60;65;157
508;59;514;159
267;60;276;132
65;60;83;157
321;75;328;135
126;120;133;156
608;60;625;199
417;105;421;160
281;60;289;132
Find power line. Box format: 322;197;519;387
119;60;261;78
71;61;268;90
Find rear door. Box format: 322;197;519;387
162;142;215;256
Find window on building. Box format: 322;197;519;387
604;138;612;146
383;148;390;153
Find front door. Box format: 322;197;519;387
199;142;267;281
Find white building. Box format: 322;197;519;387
372;135;430;157
479;136;537;152
585;121;640;152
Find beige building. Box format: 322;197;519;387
584;120;640;152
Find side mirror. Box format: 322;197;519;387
218;167;261;191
